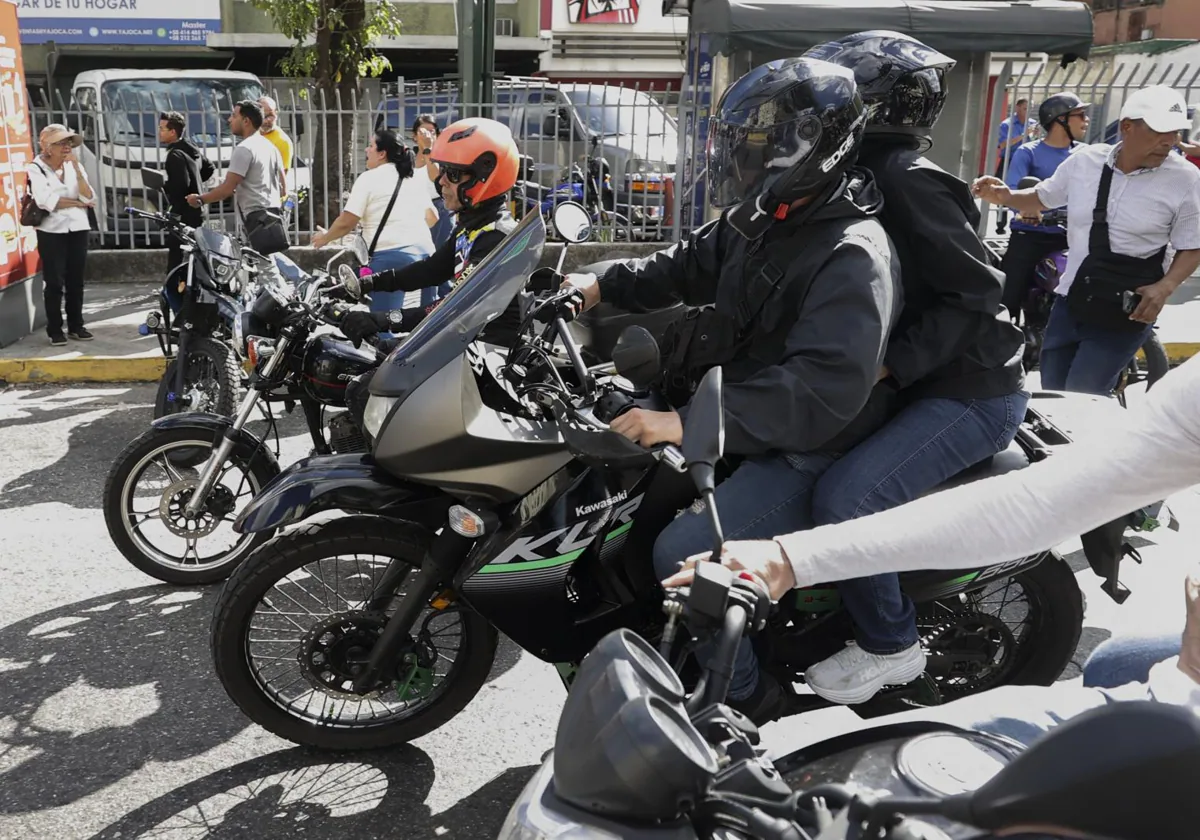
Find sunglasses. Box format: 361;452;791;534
440;166;468;184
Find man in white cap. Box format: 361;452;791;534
973;84;1200;395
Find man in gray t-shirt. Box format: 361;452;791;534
186;100;286;216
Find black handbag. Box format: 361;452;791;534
1065;163;1164;333
20;161;50;227
243;207;289;255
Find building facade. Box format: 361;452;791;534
1090;0;1200;45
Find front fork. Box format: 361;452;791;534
182;333;290;518
352;529;476;693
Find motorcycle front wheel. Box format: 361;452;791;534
155;336;243;420
210;516;498;751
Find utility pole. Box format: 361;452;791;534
457;0;496;116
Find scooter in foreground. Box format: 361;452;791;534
498;366;1200;840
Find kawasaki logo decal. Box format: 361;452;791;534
479;493;644;573
575;490;628;517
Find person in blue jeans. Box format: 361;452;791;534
999;92;1090;323
772;32;1031;709
1083;629;1184;689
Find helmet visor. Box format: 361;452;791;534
706;114;820;208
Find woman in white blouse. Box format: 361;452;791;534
27;124;96;345
412;114;454;248
311;128;440;318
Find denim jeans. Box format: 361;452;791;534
810;391;1030;654
1039;297;1152;395
652;453;839;699
368;245;444;338
1082;629;1182;689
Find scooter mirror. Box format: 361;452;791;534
611;326;661;391
140;167;166;193
338;263;362;300
944;702;1200;839
552;201;593;244
681;366;724;495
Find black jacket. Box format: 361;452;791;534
164;139;214;227
598;168;903;456
862;138;1025;400
369;197;521;346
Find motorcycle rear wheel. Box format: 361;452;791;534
211;516;498;751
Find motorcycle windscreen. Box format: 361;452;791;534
194;226;240;260
368;210;546;400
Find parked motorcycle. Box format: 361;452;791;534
102;245;380;585
512;153;630;241
498;373;1199;838
1009;176;1169;403
208;201;1143;753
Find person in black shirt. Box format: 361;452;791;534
158;110;214;280
336;118;523;348
789;30;1028;706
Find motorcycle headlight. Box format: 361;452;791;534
363;395;398;441
497;760;623;840
212;257;236;281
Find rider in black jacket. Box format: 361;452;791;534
566;57;903;723
337;118;523;348
790;31;1029;708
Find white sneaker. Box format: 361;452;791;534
805;641;927;705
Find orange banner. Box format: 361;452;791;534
0;0;36;291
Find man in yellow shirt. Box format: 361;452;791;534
258;95;293;172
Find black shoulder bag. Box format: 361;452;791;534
20;161;50;227
367;173;404;258
1065;163;1166;333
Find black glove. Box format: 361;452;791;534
340;310;389;347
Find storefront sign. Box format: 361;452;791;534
16;0;220;45
567;0;639;24
0;0;37;291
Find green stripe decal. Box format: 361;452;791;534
949;572;980;585
604;521;633;542
476;548;586;574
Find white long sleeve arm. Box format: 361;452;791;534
778;357;1200;588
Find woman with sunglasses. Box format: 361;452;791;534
335;117;524;348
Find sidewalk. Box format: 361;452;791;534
4;278;1200;385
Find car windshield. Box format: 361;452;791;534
102;79;267;146
565;87;676;138
369;211;546;398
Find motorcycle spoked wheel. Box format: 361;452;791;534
103;425;278;585
154;336;244;421
211;516;498;751
917;553;1082;699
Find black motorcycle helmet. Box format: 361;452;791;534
1039;92;1090;142
805;30;955;147
707;57;867;239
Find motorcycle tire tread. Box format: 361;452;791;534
154;336;244;420
102;425;278;585
210;515;499;751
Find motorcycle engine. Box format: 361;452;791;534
328;412;368;454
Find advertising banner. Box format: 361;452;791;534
16;0;220;45
0;0;37;292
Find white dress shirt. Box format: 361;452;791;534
27;157;94;234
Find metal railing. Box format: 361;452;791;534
28;76;681;251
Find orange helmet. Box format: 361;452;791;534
431;117;520;208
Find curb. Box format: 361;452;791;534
0;356;166;384
3;341;1200;386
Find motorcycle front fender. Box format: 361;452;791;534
150;411;281;479
232;453;453;535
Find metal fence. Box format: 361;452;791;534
28;76;681;251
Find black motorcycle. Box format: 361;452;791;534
103;255;381;585
498;370;1199;839
206;202;1144;753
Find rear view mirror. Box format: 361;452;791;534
611;326;661;391
141;167;166;193
552;201;592;244
681;366;724;495
943;702;1200;839
1016;176;1040;189
338;263;361;300
351;233;370;265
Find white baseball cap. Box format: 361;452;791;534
1120;84;1191;133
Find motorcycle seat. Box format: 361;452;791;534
925;439;1029;495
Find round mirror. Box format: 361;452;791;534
351;233;371;265
338;263;362;300
552;201;593;244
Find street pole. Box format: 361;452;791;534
457;0;496;117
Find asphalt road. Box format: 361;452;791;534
0;383;1195;840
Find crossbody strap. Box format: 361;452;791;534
1089;163;1116;259
368;172;404;258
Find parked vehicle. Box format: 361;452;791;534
103;236;378;585
498;375;1196;839
207;202;1146;753
511;153;630;241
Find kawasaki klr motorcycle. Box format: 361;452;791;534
103;248;381;585
498;367;1199;840
210;202;1137;752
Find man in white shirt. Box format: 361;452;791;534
663;354;1200;732
973;85;1200;396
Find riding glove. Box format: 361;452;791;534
339;310;390;347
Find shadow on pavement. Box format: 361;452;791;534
90;746;538;840
0;584;526;817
